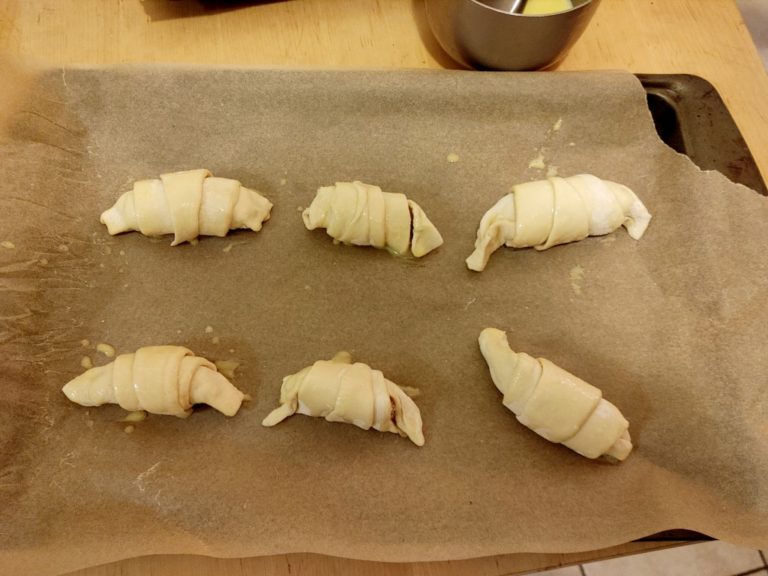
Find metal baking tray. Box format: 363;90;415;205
639;74;766;195
634;73;764;543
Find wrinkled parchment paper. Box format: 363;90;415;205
1;68;767;575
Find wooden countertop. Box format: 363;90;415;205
1;1;764;574
2;0;766;182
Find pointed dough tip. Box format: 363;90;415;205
408;199;444;257
262;403;296;427
408;429;425;447
478;327;508;348
100;206;128;235
62;364;114;406
465;250;487;272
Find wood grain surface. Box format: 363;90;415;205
66;542;679;576
1;0;766;180
0;1;764;574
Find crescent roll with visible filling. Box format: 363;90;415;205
302;181;443;258
263;351;425;446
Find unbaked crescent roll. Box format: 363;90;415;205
466;174;651;271
479;328;632;461
101;169;273;245
262;351;425;446
302;181;443;257
62;346;245;417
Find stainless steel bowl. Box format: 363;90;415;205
425;0;602;71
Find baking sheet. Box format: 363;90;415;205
1;67;767;575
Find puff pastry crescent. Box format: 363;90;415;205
101;169;272;245
479;328;632;461
466;174;651;271
302;181;443;257
63;345;245;417
263;351;425;446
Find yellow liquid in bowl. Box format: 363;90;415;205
523;0;574;15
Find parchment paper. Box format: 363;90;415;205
1;68;767;576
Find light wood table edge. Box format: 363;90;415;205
64;540;687;576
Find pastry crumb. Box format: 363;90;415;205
528;152;546;170
121;410;147;423
204;325;214;334
119;249;125;256
80;356;93;369
80;339;91;348
400;386;421;398
331;351;352;364
553;117;563;131
569;265;585;295
215;359;240;380
57;244;69;252
40;258;49;266
446;152;460;163
96;343;116;358
1;240;15;249
280;178;287;186
546;165;559;178
124;425;135;434
189;238;199;246
211;336;220;345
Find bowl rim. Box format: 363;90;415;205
467;0;595;17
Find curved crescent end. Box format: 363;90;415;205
604;181;652;240
466;221;509;272
101;188;141;236
262;403;297;427
189;367;245;416
99;207;122;234
233;188;273;232
62;364;115;407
